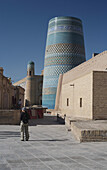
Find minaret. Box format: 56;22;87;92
25;61;35;106
42;16;86;109
27;61;35;76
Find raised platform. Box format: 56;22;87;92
68;119;107;142
0;110;20;125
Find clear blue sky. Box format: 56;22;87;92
0;0;107;82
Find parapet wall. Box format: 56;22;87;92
0;110;20;125
63;51;107;84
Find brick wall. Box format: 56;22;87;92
0;110;20;125
61;72;93;119
93;71;107;119
55;51;107;120
63;51;107;84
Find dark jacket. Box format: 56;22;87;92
20;111;30;123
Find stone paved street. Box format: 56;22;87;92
0;114;107;170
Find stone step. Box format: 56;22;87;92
71;120;107;142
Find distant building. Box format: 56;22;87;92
42;16;86;109
14;61;43;106
0;67;24;109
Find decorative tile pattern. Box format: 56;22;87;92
42;87;57;95
46;32;85;46
45;56;84;66
43;76;59;88
44;65;74;76
48;25;83;35
45;43;85;55
49;16;82;26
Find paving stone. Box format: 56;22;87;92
57;157;75;163
0;164;11;170
8;162;28;168
23;158;41;166
39;157;55;161
7;159;24;164
48;163;71;170
28;164;51;170
11;168;28;170
0;115;107;170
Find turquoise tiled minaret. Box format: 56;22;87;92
42;16;86;109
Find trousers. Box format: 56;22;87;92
20;121;29;141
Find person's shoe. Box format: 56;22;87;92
26;139;28;141
21;139;24;141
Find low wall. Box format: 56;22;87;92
0;110;20;125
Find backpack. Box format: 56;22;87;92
22;112;28;124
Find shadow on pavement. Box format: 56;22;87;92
29;115;64;126
0;131;20;139
29;139;68;141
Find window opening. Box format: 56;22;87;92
67;98;69;106
80;98;82;107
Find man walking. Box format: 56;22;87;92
20;107;30;141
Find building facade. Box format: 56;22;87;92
55;51;107;120
14;61;43;106
25;61;43;106
0;67;24;109
42;16;86;109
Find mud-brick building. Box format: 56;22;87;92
55;51;107;120
14;61;43;106
0;67;24;109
